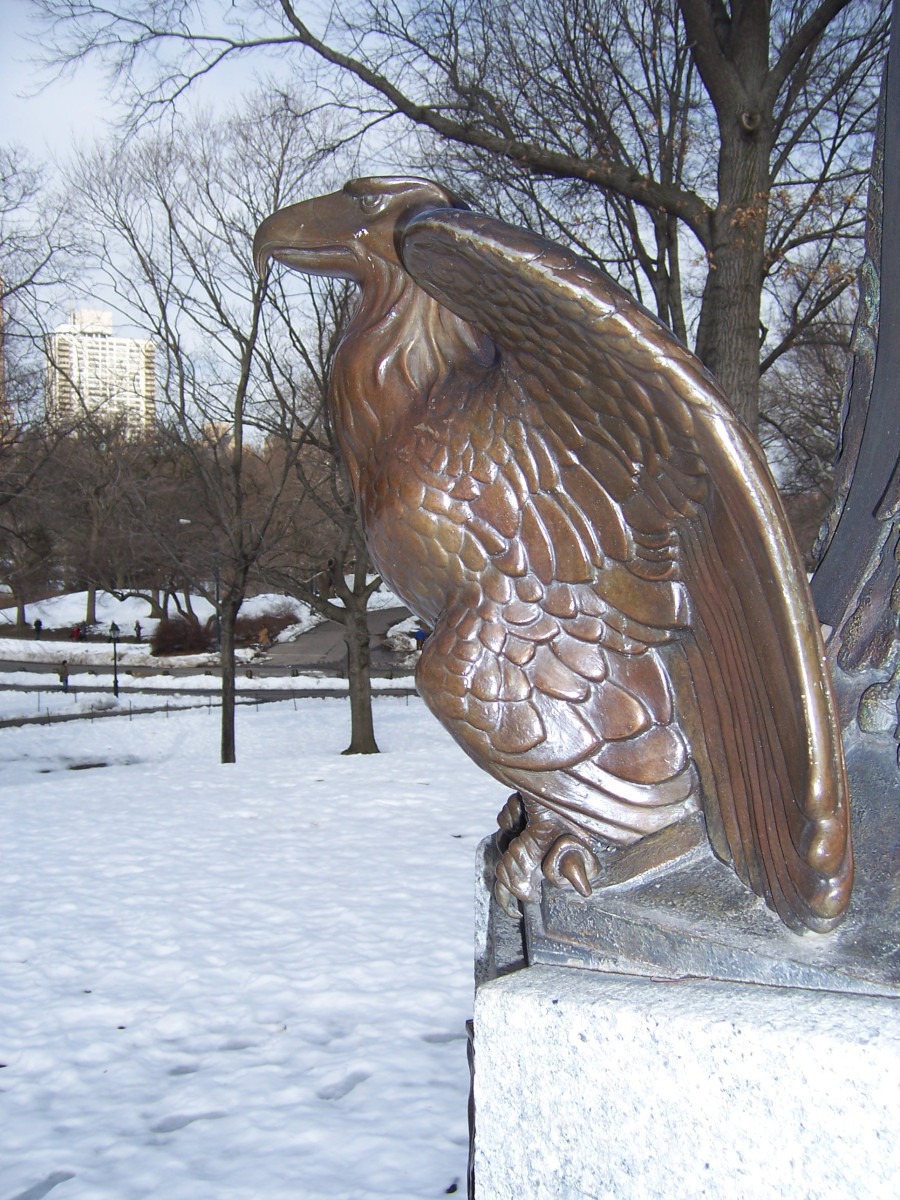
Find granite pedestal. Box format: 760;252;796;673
473;964;900;1199
471;733;900;1198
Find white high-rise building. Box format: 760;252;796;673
46;309;156;437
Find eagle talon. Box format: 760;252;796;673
543;835;601;897
495;792;527;852
495;825;544;905
495;848;540;905
497;792;525;835
494;876;523;919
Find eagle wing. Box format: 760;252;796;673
400;208;852;932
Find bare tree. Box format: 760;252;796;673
40;413;168;622
63;100;332;761
0;145;79;624
0;427;59;626
0;144;70;352
63;98;387;757
759;290;854;495
757;308;851;565
256;284;383;754
31;0;887;430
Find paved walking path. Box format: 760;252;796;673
262;606;412;671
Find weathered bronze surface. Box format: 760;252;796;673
255;177;852;935
813;11;900;746
478;732;900;994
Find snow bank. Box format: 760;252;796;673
322;579;404;611
0;590;205;633
0;591;321;638
0;638;258;670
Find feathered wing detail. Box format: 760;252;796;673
401;209;852;931
416;569;700;847
676;458;853;932
396;368;699;844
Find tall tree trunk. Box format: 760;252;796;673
342;603;379;755
15;595;26;628
220;597;238;764
85;586;97;625
694;120;770;431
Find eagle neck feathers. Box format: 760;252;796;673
330;257;494;491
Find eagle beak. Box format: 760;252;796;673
253;192;364;282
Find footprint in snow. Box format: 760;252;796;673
151;1111;226;1134
9;1173;76;1200
316;1070;370;1100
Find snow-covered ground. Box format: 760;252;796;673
0;686;211;722
0;696;498;1199
327;583;405;612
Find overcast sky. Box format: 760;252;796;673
0;0;288;165
1;0;122;162
1;0;337;166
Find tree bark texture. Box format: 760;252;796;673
220;596;238;764
695;124;771;427
341;599;379;755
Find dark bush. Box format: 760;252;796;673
150;617;213;656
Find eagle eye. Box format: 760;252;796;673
358;193;385;215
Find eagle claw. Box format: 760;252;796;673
494;876;522;919
494;803;603;912
496;792;526;835
495;833;542;906
543;836;601;897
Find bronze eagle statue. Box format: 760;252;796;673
254;176;853;934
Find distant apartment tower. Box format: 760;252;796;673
46;309;156;437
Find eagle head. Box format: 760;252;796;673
254;175;490;480
253;176;458;285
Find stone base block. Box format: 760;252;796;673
473;965;900;1199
